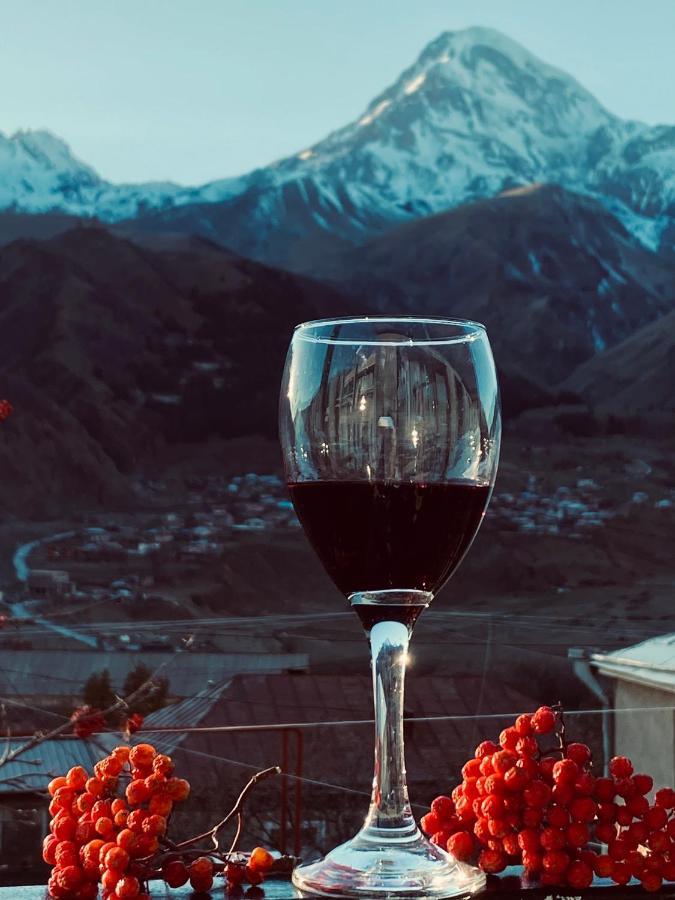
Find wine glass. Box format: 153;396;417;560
279;317;501;898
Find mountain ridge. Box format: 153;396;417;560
1;26;673;266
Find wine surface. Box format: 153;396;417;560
288;480;490;598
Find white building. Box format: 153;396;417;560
591;634;675;790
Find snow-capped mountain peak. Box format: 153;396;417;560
0;26;673;259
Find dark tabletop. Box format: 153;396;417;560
2;872;675;899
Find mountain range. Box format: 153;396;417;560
1;27;673;268
0;26;674;509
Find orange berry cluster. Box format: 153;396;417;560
43;743;190;898
422;706;675;893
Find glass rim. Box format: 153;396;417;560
293;316;487;347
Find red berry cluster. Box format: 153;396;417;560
70;707;106;739
421;706;675;892
0;398;12;421
43;743;191;898
42;744;276;898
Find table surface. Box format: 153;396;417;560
2;873;675;899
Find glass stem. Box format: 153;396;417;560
363;620;417;837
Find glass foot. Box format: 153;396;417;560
292;825;486;898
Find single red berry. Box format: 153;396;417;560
517;829;541;854
487;818;509;839
420;812;441;835
522;851;543;873
597;801;618;822
567;859;593;889
431;796;455;821
502;833;519;857
552;758;579;784
447;831;474;861
595;822;617;843
633;773;654;795
478;848;507;874
540;827;566;851
610;862;631;884
499;727;519;751
244;865;264;885
190;856;214;879
538;756;557;783
492;752;518;775
104;846;130;871
615;776;638;799
475;741;499;759
479;755;494;776
574;772;595;796
594;854;613;878
516;756;539;780
462;759;481;779
642;873;663;893
162;859;189;888
567;822;590;847
609;756;633;779
226;862;246;885
503;767;527;792
626;794;649;817
542;850;570;874
647;830;669;853
463;778;480;800
115;875;141;898
515;714;532;736
570;796;597;823
546;804;570;828
481;794;504;819
126;713;144;734
644;805;668;830
515;736;538;758
484;773;505;794
524;780;551;808
608;838;630;861
522;807;544;828
594;777;616;802
566;743;592;767
662;859;675;881
531;706;556;735
551;782;575;806
431;830;452;848
656;788;675;809
626;821;648;845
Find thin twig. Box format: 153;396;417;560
0;703;10;766
174;765;281;850
227;811;244;854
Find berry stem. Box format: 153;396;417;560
173;765;281;851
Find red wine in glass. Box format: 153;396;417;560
288;479;490;628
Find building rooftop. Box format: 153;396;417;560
0;738;99;795
0;650;309;697
592;633;675;692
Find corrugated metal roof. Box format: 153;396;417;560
0;739;99;795
0;650;309;697
592;633;675;692
144;673;536;787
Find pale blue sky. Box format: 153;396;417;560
1;0;673;185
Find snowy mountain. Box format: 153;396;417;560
1;27;674;265
121;27;674;268
0;129;183;219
